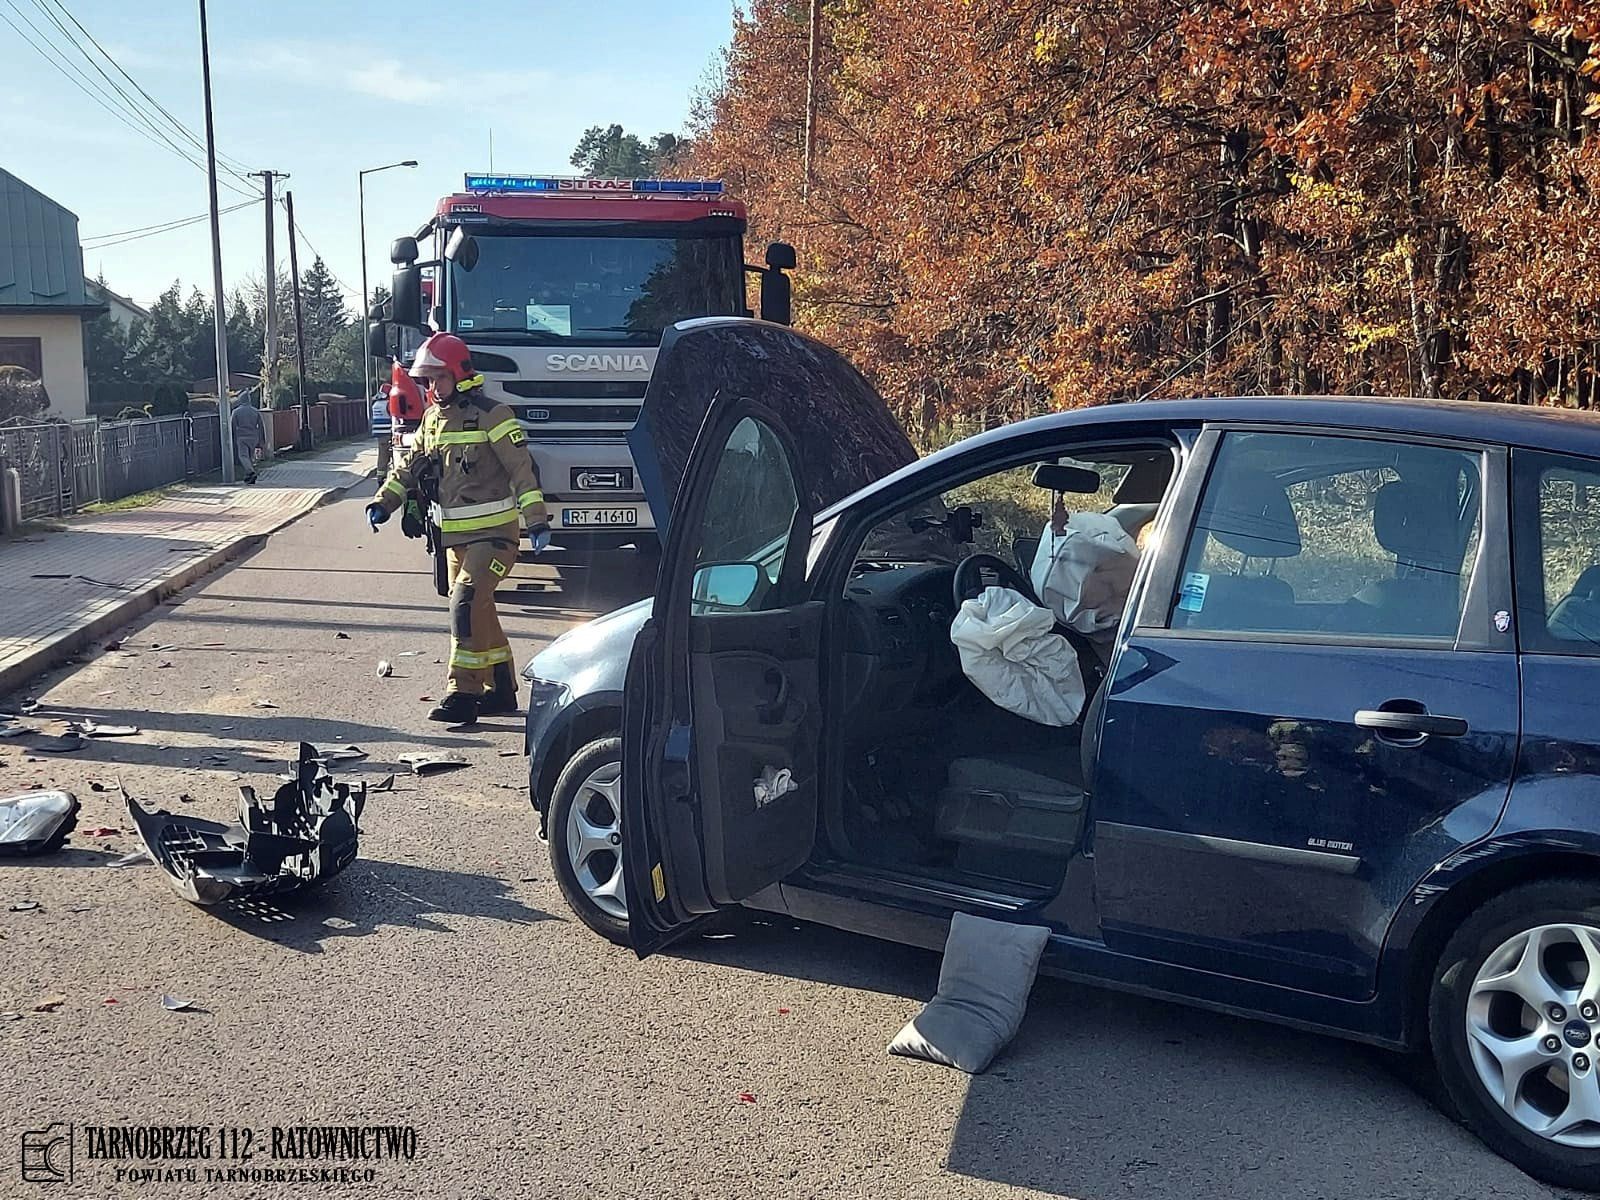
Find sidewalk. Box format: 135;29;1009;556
0;440;379;698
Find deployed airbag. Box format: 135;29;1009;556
127;743;366;906
1030;511;1140;634
949;586;1085;727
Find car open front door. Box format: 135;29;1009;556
620;319;916;957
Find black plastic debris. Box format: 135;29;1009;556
0;790;80;856
398;751;468;776
31;734;84;755
125;743;367;906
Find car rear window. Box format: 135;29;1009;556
1512;449;1600;655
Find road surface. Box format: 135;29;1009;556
0;490;1576;1199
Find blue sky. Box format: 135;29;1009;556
1;0;736;308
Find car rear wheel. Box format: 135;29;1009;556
1429;878;1600;1189
547;736;629;945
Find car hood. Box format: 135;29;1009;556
525;596;651;688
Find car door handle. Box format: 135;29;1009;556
755;668;791;724
1354;708;1469;737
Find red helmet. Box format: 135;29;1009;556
410;333;476;384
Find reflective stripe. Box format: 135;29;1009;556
518;490;544;508
450;647;490;669
482;644;512;666
487;418;521;442
380;478;406;501
434;430;488;446
439;511;518;534
440;496;517;520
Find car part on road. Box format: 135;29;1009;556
376;660;393;677
9;900;40;911
1429;878;1600;1190
126;743;367;906
398;750;468;776
888;912;1050;1074
74;720;139;738
0;790;79;855
161;994;202;1012
30;733;84;754
547;736;629;944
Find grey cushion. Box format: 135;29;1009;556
887;912;1051;1073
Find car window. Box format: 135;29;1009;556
1513;450;1600;654
688;415;800;614
1172;432;1483;640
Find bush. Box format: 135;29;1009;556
0;365;50;423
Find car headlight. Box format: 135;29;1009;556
524;677;571;710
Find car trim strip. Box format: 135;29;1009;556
1096;821;1363;874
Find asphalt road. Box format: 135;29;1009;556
0;490;1579;1199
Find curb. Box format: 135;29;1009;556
0;464;375;700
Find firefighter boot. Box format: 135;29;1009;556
428;691;480;725
480;663;520;716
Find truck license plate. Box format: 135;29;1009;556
563;508;637;527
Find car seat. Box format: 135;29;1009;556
1173;465;1299;630
1548;565;1600;644
1350;481;1465;637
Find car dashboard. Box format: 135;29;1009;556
838;561;966;716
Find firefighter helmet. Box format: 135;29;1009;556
411;333;475;384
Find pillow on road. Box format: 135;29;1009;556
888;912;1050;1073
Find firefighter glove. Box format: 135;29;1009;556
527;523;551;554
366;503;389;532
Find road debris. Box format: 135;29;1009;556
371;775;396;793
319;746;368;762
32;995;65;1012
497;749;519;758
398;651;420;657
0;1011;20;1021
31;734;84;754
80;827;119;838
0;790;80;856
253;701;279;710
161;994;203;1013
335;631;350;640
376;660;393;678
126;743;368;907
0;720;29;738
110;848;153;868
9;901;40;912
76;720;139;739
738;1093;757;1104
398;751;469;776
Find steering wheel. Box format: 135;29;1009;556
952;553;1036;607
951;553;1108;692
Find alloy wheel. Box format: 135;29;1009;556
563;761;627;921
1466;922;1600;1147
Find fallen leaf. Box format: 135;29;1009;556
32;995;65;1012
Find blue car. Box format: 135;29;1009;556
526;317;1600;1188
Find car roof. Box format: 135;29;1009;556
823;394;1600;520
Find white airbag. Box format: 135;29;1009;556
949;586;1085;727
1030;512;1141;634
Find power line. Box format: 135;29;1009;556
83;199;255;248
36;0;256;182
1;0;258;201
278;199;362;301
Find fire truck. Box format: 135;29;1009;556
369;174;794;550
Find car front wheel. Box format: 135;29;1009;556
1430;878;1600;1189
547;736;629;945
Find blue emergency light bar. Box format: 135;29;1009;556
463;174;724;196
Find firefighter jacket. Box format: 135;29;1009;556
374;388;549;547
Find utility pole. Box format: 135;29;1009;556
198;0;234;483
286;190;312;452
248;169;287;461
803;0;821;199
358;161;418;407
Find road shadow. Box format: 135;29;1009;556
674;915;1561;1199
207;858;559;953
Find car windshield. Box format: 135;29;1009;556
448;233;745;345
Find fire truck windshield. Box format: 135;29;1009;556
448;233;745;345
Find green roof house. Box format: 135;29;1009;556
0;168;106;419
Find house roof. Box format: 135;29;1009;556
0;168;106;315
86;279;152;322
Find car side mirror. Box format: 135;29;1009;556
445;227;479;272
391;264;422;328
390;236;418;266
691;562;762;611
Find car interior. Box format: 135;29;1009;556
828;443;1179;897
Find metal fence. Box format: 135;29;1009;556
1;413;222;520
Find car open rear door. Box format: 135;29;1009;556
620;319;915;956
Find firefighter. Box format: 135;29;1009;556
365;333;551;725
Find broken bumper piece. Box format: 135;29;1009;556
127;743;367;906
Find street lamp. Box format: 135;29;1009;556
359;160;419;406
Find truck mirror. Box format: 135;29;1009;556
366;321;390;360
390;264;423;329
758;268;792;326
366;300;389;321
390;236;418;265
445;227;479;272
765;241;797;270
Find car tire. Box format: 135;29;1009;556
547;736;629;946
1429;877;1600;1190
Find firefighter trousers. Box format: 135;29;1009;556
444;530;519;696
